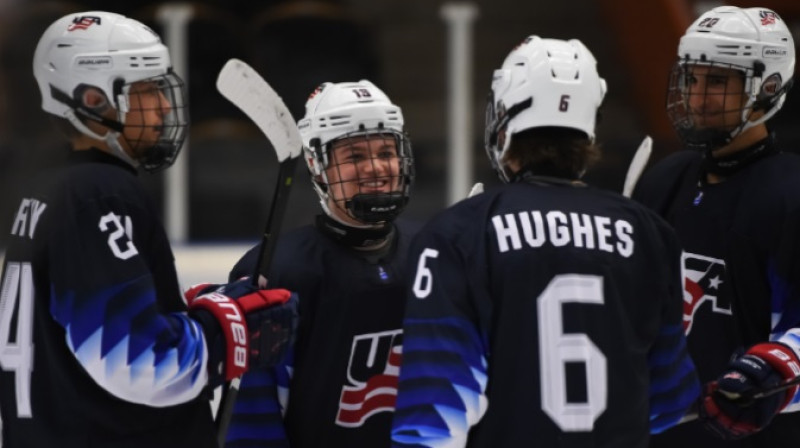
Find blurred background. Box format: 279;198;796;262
0;0;798;284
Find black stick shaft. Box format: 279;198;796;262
215;378;240;447
216;155;299;447
251;157;300;286
750;375;800;400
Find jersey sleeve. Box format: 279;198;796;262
647;221;701;432
391;219;489;448
769;207;800;412
225;350;293;447
47;196;208;407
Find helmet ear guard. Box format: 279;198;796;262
76;85;110;114
307;137;327;177
753;72;792;113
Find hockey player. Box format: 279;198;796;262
224;80;417;447
0;11;296;447
390;36;701;448
634;6;800;446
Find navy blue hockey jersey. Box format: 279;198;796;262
391;179;700;448
0;150;215;447
635;147;800;447
225;219;420;447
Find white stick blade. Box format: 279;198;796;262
467;182;484;198
622;136;652;198
216;59;302;162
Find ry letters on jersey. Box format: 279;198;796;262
10;199;47;240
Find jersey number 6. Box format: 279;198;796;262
538;274;607;431
412;249;608;432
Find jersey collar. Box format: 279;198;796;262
68;148;138;175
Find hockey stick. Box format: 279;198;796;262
679;376;800;424
214;58;302;447
622;135;652;198
720;375;800;404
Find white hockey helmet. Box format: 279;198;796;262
667;6;795;150
297;80;413;224
33;11;188;171
485;36;607;182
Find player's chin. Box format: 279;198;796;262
690;120;719;130
361;186;399;195
129;140;158;158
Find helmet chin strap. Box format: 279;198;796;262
104;131;140;168
701;133;776;177
64;108;139;168
735;95;785;139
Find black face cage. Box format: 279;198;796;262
666;59;752;151
322;129;414;224
484;93;503;171
485;92;534;181
121;72;189;172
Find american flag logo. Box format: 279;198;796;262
760;11;779;26
67;16;102;31
512;36;534;51
336;330;402;427
682;252;732;334
308;84;326;101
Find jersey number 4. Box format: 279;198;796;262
412;249;607;432
0;261;35;417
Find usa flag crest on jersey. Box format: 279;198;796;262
336;329;403;427
681;251;732;334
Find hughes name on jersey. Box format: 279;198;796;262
491;209;634;256
392;180;699;448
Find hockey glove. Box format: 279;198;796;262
700;342;800;440
186;278;298;385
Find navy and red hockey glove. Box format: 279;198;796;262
700;342;800;440
185;278;298;385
